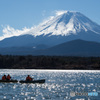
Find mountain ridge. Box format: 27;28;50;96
0;39;100;56
0;11;100;56
38;39;100;56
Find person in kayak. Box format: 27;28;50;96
6;74;11;80
2;75;6;80
26;75;33;81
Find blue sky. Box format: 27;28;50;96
0;0;100;39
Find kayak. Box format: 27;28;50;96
0;80;18;83
0;79;45;84
19;79;45;84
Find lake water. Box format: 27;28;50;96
0;69;100;100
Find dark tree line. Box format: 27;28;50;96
0;55;100;69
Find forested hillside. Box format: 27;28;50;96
0;55;100;69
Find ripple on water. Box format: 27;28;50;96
0;70;99;100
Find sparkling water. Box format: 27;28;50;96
0;69;100;100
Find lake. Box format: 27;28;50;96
0;69;100;100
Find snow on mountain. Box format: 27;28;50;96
0;11;100;49
1;10;100;40
30;11;100;37
0;11;100;55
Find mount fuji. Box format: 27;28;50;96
0;11;100;56
32;11;100;36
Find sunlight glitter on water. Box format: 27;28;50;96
0;69;99;100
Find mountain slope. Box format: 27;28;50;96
0;11;100;49
0;39;100;56
31;11;100;36
40;39;100;56
0;11;100;56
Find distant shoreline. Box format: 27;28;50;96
1;69;100;72
0;55;100;70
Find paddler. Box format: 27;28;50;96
2;75;6;80
26;75;33;81
6;74;11;80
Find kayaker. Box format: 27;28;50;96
2;75;6;80
6;74;11;80
26;75;33;81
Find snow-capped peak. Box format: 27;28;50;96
1;11;100;41
31;11;100;36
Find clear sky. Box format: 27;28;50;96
0;0;100;38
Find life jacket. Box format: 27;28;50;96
2;76;6;80
6;75;11;80
26;76;32;81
